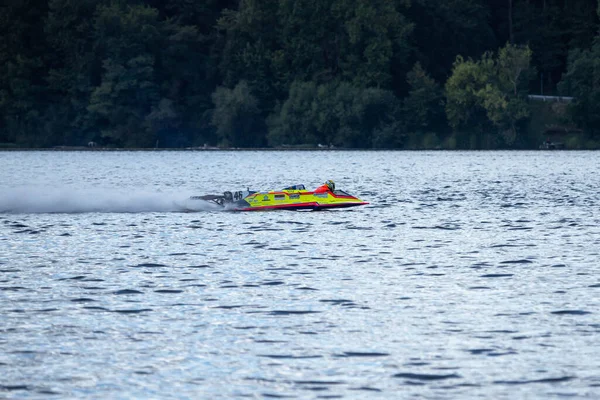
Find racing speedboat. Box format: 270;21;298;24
189;183;368;211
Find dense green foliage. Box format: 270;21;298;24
445;44;532;148
0;0;599;149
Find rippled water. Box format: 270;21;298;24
1;150;599;399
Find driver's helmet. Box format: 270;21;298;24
326;180;335;191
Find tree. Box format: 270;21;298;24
216;0;281;107
408;0;495;85
277;0;412;91
0;0;50;146
211;81;264;147
357;86;402;148
1;0;597;149
403;62;446;138
44;0;101;146
502;0;598;95
559;40;600;137
445;43;532;147
337;0;413;89
267;81;320;146
508;0;513;43
155;20;214;147
269;80;400;148
87;2;161;147
492;43;532;143
445;54;495;132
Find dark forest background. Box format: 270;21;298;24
2;0;600;149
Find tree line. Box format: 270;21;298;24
1;0;599;149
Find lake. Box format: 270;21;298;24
1;150;599;399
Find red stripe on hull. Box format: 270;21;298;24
235;202;368;211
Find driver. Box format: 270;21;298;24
314;180;335;193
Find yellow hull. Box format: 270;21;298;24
233;189;368;211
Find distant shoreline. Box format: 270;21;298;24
0;146;584;152
1;146;361;151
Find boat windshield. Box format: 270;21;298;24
333;190;351;196
283;184;306;190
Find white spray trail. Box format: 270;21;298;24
0;186;223;214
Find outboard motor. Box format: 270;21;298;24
223;191;233;202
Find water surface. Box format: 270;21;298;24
1;151;599;398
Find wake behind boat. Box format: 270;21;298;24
189;180;368;211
